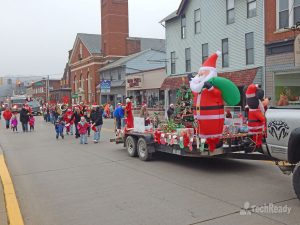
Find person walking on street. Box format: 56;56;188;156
109;104;114;118
84;111;91;137
91;105;104;143
77;117;90;144
71;107;82;138
29;115;35;131
20;105;30;132
3;107;13;129
54;116;65;139
11;115;18;132
113;103;124;131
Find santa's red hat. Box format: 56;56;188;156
200;51;221;72
246;84;257;98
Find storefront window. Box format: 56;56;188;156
274;73;300;108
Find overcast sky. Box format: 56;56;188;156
0;0;181;78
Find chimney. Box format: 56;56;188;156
101;0;129;57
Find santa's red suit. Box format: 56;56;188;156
246;84;266;148
125;98;134;129
190;51;224;152
63;109;74;133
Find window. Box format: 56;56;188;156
194;9;201;34
274;74;300;108
222;39;229;68
80;74;83;88
227;0;235;24
185;48;191;72
279;0;289;29
247;0;257;18
245;32;254;65
202;43;208;63
181;15;186;39
79;43;83;60
171;52;176;74
294;0;300;25
118;69;121;80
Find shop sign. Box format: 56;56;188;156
72;94;78;99
127;77;142;88
101;80;111;93
294;34;300;67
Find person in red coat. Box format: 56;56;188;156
125;97;134;129
3;108;13;129
64;108;74;135
189;51;224;152
246;84;266;149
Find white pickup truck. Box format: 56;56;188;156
264;106;300;200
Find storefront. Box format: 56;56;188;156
273;72;300;106
126;68;166;116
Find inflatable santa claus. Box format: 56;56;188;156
189;51;240;152
246;84;266;148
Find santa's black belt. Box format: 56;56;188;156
248;119;261;123
192;105;224;110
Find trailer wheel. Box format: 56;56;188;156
126;136;137;157
137;138;152;161
293;164;300;200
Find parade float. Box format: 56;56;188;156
113;52;270;161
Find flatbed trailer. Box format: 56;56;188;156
111;130;275;162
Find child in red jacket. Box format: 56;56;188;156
77;117;90;144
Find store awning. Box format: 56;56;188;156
219;68;258;86
160;75;190;90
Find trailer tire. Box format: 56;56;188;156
126;136;137;157
293;164;300;201
137;138;152;161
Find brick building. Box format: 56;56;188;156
32;79;61;104
69;0;165;105
265;0;300;106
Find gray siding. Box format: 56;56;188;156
165;0;265;81
126;50;166;74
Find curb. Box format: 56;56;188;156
0;147;24;225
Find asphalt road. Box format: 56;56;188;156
0;117;299;225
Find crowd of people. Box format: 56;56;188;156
2;104;35;133
42;102;104;144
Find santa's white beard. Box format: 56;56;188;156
190;69;217;93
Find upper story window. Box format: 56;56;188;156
118;69;122;80
227;0;235;24
276;0;300;29
79;43;83;60
222;38;229;68
194;9;201;34
171;51;176;74
278;0;289;29
247;0;257;18
181;15;186;39
185;48;191;72
202;43;209;63
294;0;300;25
245;32;254;65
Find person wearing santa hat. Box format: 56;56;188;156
246;84;266;148
125;97;134;129
189;51;224;152
64;108;74;135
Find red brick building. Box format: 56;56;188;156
69;0;165;105
32;79;61;104
265;0;300;106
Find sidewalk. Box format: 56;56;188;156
0;180;8;225
0;148;8;225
